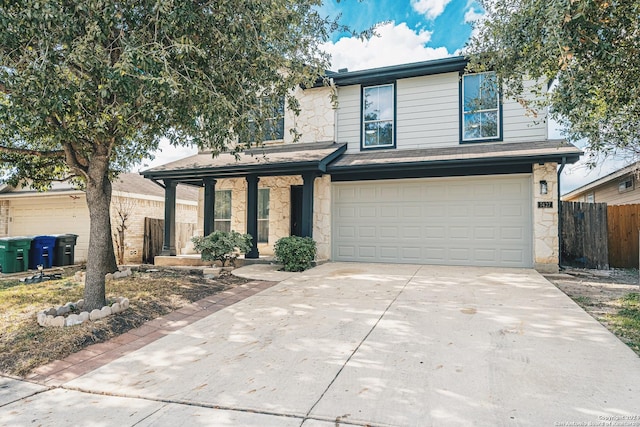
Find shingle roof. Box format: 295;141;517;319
141;141;347;182
328;140;582;171
0;173;199;202
112;173;199;201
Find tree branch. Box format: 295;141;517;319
0;145;65;158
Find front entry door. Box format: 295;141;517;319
290;185;303;236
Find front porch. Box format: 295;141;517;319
141;142;346;264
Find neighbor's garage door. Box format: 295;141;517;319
332;175;532;267
9;196;90;262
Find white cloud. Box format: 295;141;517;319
411;0;454;20
463;6;484;23
322;22;451;72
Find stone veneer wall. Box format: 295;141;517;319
532;163;559;273
196;174;332;260
284;86;335;144
0;200;9;237
313;175;331;260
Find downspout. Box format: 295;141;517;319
557;157;567;269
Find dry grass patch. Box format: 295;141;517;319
549;268;640;357
0;267;248;377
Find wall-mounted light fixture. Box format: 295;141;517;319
540;180;548;195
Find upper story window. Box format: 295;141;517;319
244;96;285;143
618;177;634;193
585;192;595;203
362;84;395;149
462;72;501;142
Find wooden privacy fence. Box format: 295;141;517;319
561;202;609;269
607;204;640;268
142;218;198;264
561;202;640;269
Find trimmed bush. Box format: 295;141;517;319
192;231;252;267
274;236;316;272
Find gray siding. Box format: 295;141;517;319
336;72;548;153
396;73;459;149
336;85;361;152
502;80;547;142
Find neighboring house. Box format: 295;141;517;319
142;56;582;273
0;173;198;264
562;162;640;205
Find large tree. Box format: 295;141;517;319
0;0;340;310
465;0;640;163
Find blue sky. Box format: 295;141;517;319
321;0;475;53
317;0;481;71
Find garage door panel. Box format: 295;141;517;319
358;246;376;258
338;207;356;218
401;206;421;218
380;206;397;217
475;227;496;239
425;205;446;218
380;247;399;260
501;227;524;240
332;175;532;267
337;226;355;238
359;226;377;238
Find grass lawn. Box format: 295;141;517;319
0;267;247;377
550;268;640;357
605;292;640;355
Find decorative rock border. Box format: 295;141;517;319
37;297;130;328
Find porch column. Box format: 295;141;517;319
161;179;177;256
301;172;316;238
203;178;217;236
246;174;260;258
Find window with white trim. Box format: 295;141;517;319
362;84;394;149
214;190;232;232
257;188;269;243
462;72;500;141
618;177;634;193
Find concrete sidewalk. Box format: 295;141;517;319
1;263;639;426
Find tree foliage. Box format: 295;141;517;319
465;0;640;163
0;0;342;309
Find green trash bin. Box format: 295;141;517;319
0;237;33;273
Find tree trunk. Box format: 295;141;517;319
83;155;118;311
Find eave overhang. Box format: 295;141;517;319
141;141;347;185
328;140;582;175
328;56;468;87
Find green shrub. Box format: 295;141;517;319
192;231;252;267
274;236;316;272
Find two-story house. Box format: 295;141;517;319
142;56;582;273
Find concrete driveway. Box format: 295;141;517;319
1;263;639;426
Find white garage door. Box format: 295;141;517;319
332;175;532;267
9;197;90;262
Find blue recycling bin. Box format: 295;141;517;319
29;235;57;269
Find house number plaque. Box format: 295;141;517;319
538;201;553;208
